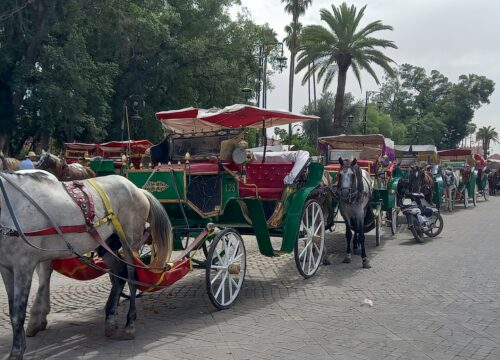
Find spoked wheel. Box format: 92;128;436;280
390;208;398;236
375;209;381;246
294;199;325;279
206;228;246;310
424;212;444;237
472;184;478;206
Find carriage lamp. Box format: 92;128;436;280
184;152;191;164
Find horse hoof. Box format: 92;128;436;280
122;326;136;340
105;320;118;337
26;320;47;337
362;259;371;269
343;256;351;264
353;248;361;255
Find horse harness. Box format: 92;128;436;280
0;176;131;261
337;165;370;204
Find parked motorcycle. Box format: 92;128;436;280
400;192;444;243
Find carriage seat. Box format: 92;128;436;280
233;150;310;200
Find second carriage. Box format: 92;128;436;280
318;134;400;242
438;148;478;208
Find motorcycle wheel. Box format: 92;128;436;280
409;215;425;243
423;212;443;237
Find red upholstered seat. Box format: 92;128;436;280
238;162;294;199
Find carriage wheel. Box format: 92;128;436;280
390;208;398;235
463;188;469;208
375;209;381;246
294;199;325;279
206;228;246;310
472;184;478;207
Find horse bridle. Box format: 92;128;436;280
337;167;361;204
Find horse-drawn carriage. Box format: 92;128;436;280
91;140;154;175
123;104;329;308
394;144;443;209
438;148;478;210
318;134;399;241
64;142;98;164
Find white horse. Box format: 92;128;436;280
442;168;459;212
0;173;172;359
336;158;373;269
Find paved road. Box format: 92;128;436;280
1;196;499;360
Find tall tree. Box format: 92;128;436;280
296;2;397;135
282;0;312;140
476;126;499;158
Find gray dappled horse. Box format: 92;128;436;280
442;168;459;211
0;173;172;359
336;158;373;269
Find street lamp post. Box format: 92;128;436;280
363;91;382;135
256;42;287;109
345;114;354;133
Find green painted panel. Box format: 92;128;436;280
433;175;443;208
240;198;275;257
221;175;238;208
127;170;185;200
282;162;324;253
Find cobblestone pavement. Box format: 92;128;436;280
1;196;500;360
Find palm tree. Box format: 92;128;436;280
476;126;499;158
296;2;397;134
282;0;312;138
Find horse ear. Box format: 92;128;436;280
338;157;344;166
41;150;46;155
352;158;357;166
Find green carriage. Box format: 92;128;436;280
438;149;478;207
127;105;329;309
318;134;400;243
394;145;444;209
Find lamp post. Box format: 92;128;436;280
122;95;144;141
363;91;382;135
345;114;354;133
256;42;287;109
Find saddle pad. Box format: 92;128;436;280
62;180;95;226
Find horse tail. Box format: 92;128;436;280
141;189;173;268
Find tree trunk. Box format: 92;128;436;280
333;66;349;135
307;64;311;107
312;61;317;111
288;50;296;144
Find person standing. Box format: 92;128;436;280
19;151;37;170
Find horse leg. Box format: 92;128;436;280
1;264;35;360
102;253;126;338
26;260;53;337
358;218;371;269
122;263;138;339
343;222;353;263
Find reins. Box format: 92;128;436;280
0;174;186;289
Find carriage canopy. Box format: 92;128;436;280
156;104;319;134
318;134;395;161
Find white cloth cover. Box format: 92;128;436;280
250;150;310;185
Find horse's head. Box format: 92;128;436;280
442;168;455;187
408;165;424;192
36;151;62;175
337;157;360;203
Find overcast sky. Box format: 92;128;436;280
230;0;500;151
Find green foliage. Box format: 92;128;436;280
273;127;317;155
379;64;495;149
0;0;276;153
